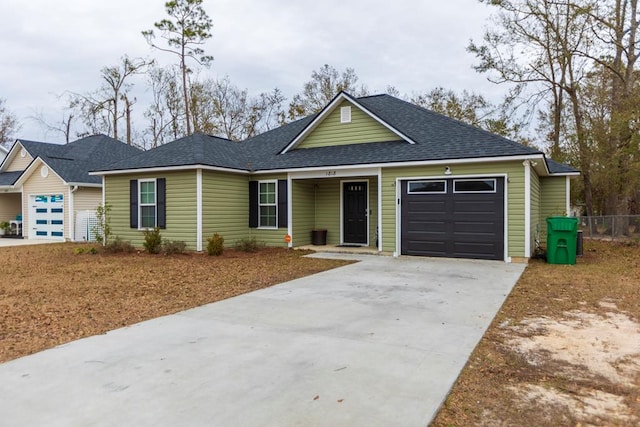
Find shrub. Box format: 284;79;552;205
74;247;85;255
104;236;134;253
93;203;112;245
143;227;163;254
207;233;224;256
88;247;98;255
163;240;187;255
234;237;265;253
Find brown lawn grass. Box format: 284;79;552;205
0;243;351;363
432;239;640;426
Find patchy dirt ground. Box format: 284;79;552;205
0;243;351;364
432;240;640;426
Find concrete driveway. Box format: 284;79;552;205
0;238;57;247
0;254;525;426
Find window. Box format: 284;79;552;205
453;179;496;193
340;106;352;123
130;178;166;229
249;180;287;229
139;180;157;228
259;181;277;228
408;180;446;194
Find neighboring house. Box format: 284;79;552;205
0;145;8;164
93;92;579;262
0;135;141;241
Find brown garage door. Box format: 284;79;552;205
400;178;504;260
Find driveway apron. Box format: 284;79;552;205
0;254;525;426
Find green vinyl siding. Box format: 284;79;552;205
249;173;287;247
291;180;314;246
105;171;197;249
297;101;401;149
312;178;341;245
381;162;526;258
530;170;541;254
202;170;248;246
540;176;568;243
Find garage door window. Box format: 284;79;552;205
454;179;496;193
408;180;446;194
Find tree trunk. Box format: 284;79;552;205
181;47;191;135
125;97;132;145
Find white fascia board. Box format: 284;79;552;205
66;182;102;188
280;92;416;154
0;141;26;172
91;164;250;176
254;154;547;176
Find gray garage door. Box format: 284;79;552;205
401;178;504;260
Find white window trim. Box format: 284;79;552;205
340;106;352;123
407;180;447;194
138;178;157;230
258;179;278;229
453;178;497;194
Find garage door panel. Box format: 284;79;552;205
30;194;64;240
406;220;447;232
401;178;504;260
404;239;448;256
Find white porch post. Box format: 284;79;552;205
377;168;382;252
523;160;531;258
287;174;293;248
196;169;203;252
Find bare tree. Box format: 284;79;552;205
288;64;369;120
468;0;596;214
0;99;20;147
142;0;213;136
190;76;286;141
99;56;152;143
143;65;184;148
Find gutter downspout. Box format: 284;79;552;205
69;185;79;242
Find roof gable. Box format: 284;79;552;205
294;100;402;150
280;92;415;154
1;141;35;172
13;157;67;188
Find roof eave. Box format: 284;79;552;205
91;164;251;176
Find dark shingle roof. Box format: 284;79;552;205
17;135;142;184
101;133;249;172
0;171;22;186
94;93;577;175
242;94;545;171
546;158;579;174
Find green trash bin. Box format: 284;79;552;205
546;216;578;265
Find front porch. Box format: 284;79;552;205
289;171;381;250
0;192;22;237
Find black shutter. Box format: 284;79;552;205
249;181;258;228
277;180;288;228
157;178;166;229
130;179;138;228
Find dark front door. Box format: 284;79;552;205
343;182;368;245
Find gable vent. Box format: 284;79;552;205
340;106;352;123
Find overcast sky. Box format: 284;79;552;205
1;0;502;144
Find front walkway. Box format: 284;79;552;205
0;254;525;426
0;238;57;247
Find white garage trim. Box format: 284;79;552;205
523;160;531;258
